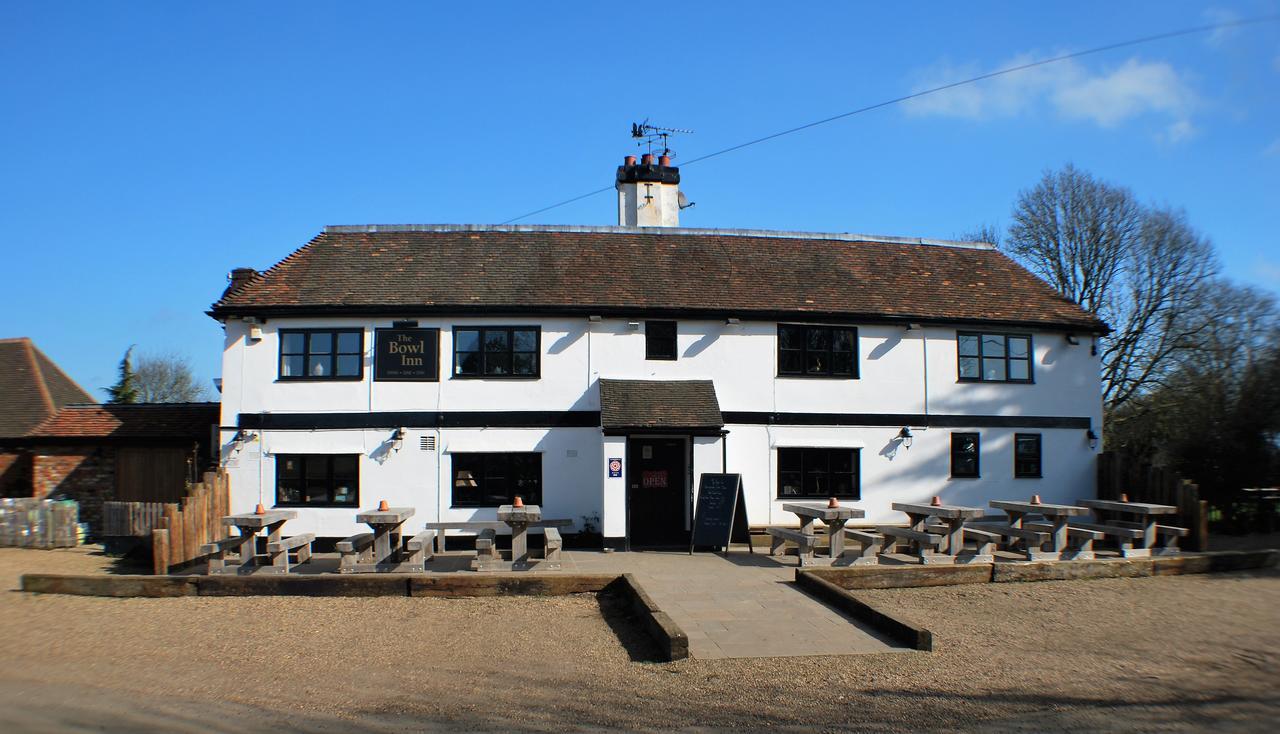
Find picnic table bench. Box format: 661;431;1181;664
1022;522;1104;560
766;526;819;566
1076;499;1182;557
966;521;1054;561
839;528;886;566
424;515;572;571
877;525;946;563
890;501;985;564
989;499;1088;560
338;506;433;573
781;502;865;559
206;509;313;575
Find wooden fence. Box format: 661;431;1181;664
149;470;231;574
101;501;169;537
1097;452;1209;551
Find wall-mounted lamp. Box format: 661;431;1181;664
898;426;914;448
231;429;257;451
726;317;741;325
588;315;603;323
904;323;923;332
391;428;405;452
1065;333;1080;346
626;321;640;331
1086;429;1099;450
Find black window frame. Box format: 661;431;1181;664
1014;433;1043;478
451;326;541;379
450;452;543;508
951;433;980;479
956;331;1034;383
777;324;859;378
645;320;678;361
776;447;861;500
278;328;365;381
275;454;359;507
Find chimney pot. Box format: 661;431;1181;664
641;153;654;165
624;155;636;166
659;154;670;166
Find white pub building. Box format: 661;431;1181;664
212;154;1106;549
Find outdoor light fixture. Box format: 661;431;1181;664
904;323;922;331
391;428;405;452
726;317;740;325
627;321;640;331
231;429;256;451
1065;333;1080;345
588;315;603;323
898;426;914;448
1086;429;1099;450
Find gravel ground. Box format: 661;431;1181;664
2;546;1278;732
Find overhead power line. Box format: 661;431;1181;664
501;13;1280;224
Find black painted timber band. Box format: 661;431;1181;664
237;411;1091;431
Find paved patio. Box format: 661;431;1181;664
564;550;910;659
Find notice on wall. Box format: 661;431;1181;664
690;473;751;554
374;328;439;381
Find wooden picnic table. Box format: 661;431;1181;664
891;501;984;558
355;506;415;567
989;499;1088;558
782;502;865;560
1078;498;1177;554
218;509;299;574
498;504;541;570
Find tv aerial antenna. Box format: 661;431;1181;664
631;120;694;158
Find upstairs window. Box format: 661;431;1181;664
276;454;358;507
645;321;678;360
279;329;363;380
1014;433;1043;478
451;452;543;507
778;324;858;378
453;327;539;378
951;433;980;478
958;332;1033;383
777;447;860;499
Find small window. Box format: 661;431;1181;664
453;327;539;378
276;454;359;507
951;433;980;478
645;321;677;360
1014;433;1042;478
451;452;542;507
777;447;860;499
957;332;1033;383
279;329;364;380
778;324;858;378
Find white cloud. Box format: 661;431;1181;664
1204;8;1241;47
1159;120;1197;144
904;53;1197;141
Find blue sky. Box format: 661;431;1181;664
2;1;1278;398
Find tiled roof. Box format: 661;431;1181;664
28;403;220;440
210;226;1107;332
0;338;95;438
599;379;723;431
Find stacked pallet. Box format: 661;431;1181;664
0;498;80;549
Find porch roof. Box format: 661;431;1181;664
598;379;723;434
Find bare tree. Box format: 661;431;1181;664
133;352;211;403
958;223;1002;247
1005;166;1217;411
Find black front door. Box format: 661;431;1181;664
627;437;688;548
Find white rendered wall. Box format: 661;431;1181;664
219;314;1104;536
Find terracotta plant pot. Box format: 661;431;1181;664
1031;494;1042;505
513;496;524;508
378;500;389;512
254;503;266;515
828;497;839;509
930;495;942;507
1120;493;1129;502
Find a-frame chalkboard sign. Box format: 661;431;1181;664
690;473;752;554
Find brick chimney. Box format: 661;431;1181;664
221;267;258;299
616;153;681;227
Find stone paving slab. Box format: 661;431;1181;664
558;550;910;659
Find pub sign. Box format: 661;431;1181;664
374;328;439;381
